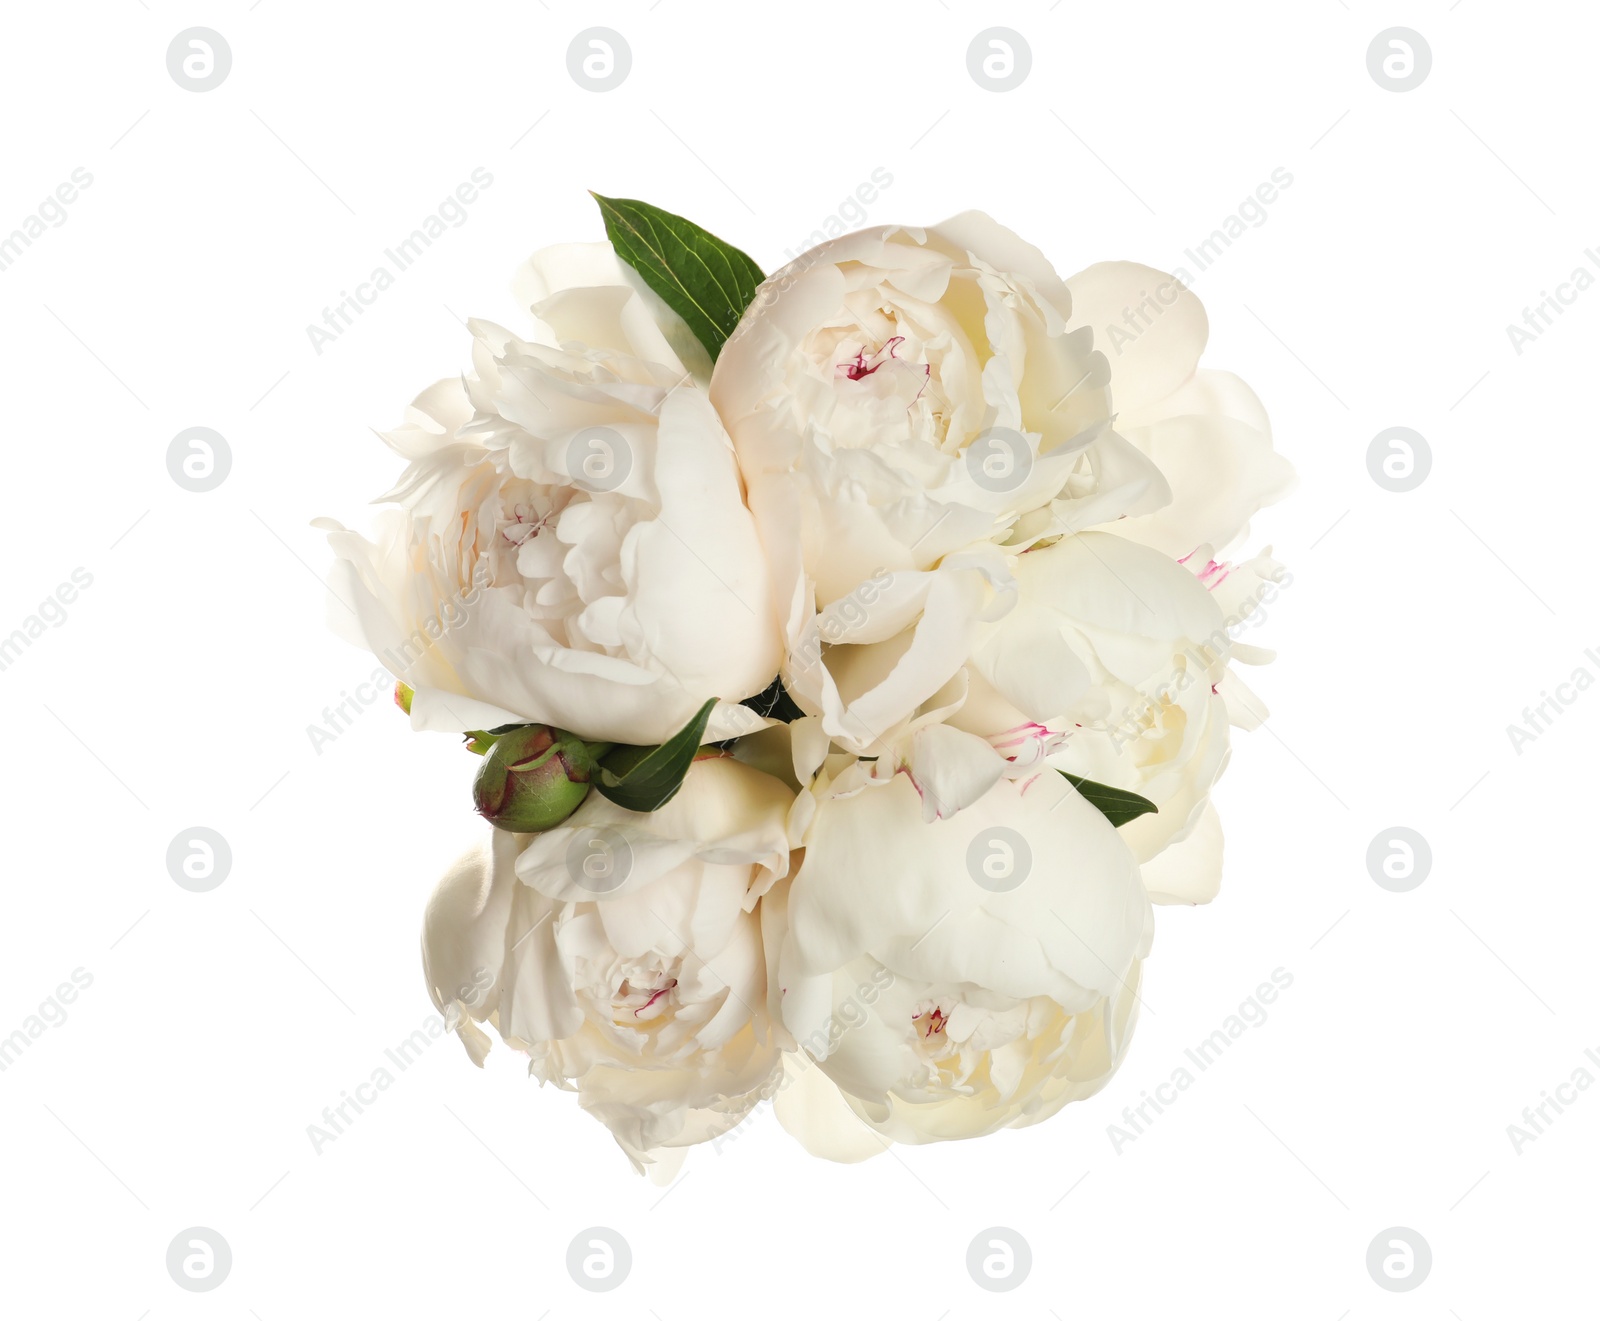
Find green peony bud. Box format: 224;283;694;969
394;681;414;715
472;725;608;832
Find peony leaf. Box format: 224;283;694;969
591;194;764;360
1059;772;1158;828
596;698;718;813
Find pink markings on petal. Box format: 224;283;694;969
990;722;1065;769
990;721;1050;751
1016;771;1046;795
909;360;932;403
837;336;912;383
903;763;955;822
1181;549;1238;588
502;502;551;547
900;762;934;812
838;348;880;381
633;980;678;1017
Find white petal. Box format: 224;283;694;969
907;724;1010;821
1065;261;1208;414
772;1054;885;1164
1140;800;1224;905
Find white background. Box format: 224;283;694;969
1;1;1593;1315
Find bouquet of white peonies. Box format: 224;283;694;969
320;196;1293;1174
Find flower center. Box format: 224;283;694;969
614;976;679;1023
500;499;554;547
836;335;905;381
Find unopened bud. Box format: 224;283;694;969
394;682;414;715
472;725;605;832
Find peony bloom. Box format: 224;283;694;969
716;225;1291;904
711;214;1173;753
768;743;1152;1154
423;754;795;1170
940;531;1242;904
319;244;781;746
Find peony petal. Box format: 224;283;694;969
1139;800;1224;905
1065;261;1208;415
772;1053;887;1164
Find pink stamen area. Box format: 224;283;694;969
836;335;907;381
633;981;676;1017
502;503;550;547
1195;557;1232;590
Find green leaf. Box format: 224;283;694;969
596;698;718;813
1059;772;1158;829
591;194;764;360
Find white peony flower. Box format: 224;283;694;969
934;532;1231;899
319;243;781;746
422;754;795;1170
768;743;1153;1153
715;225;1292;904
711;213;1175;753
